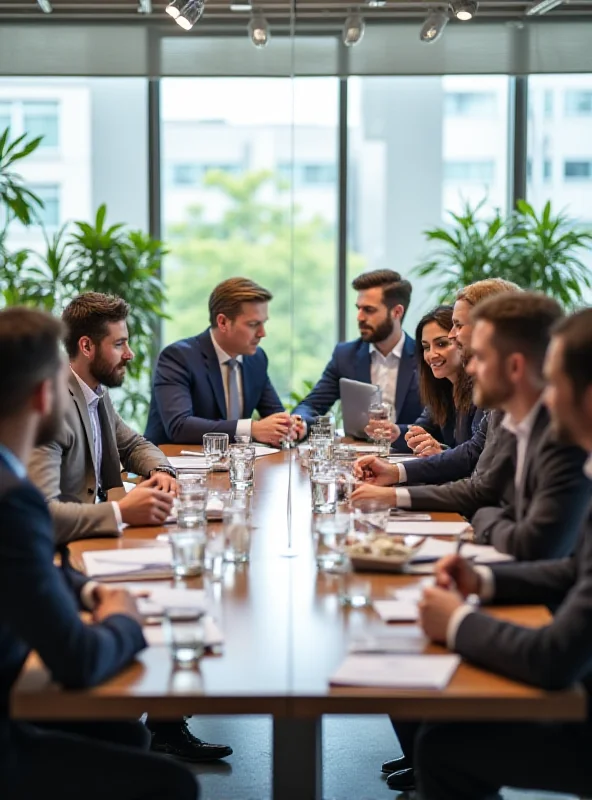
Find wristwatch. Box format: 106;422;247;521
149;465;176;478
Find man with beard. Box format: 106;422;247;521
414;306;592;800
292;269;421;446
0;307;197;800
28;293;233;765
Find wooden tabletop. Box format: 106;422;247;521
11;445;587;722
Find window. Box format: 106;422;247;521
30;184;60;226
171;162;241;187
444;91;497;117
564;161;592;180
565;90;592;116
278;162;337;186
0;100;11;134
444;161;495;182
543;159;552;181
544;90;553;118
23;101;59;147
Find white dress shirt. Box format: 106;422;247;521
501;398;543;488
209;330;252;439
369;332;405;416
585;454;592;481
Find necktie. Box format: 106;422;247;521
226;358;241;420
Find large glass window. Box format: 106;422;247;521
161;78;339;401
23;100;59;148
30;184;60;227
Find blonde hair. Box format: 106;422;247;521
456;278;521;307
208;278;272;327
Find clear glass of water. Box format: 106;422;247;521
351;497;391;536
223;505;251;563
234;434;252;445
367;401;394;456
229;444;255;490
205;528;225;582
312;512;351;571
311;467;337;514
170;530;206;577
163;608;205;667
203;432;229;469
176;474;208;529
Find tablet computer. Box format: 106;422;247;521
339;377;381;439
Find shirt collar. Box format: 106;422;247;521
584;454;592;481
71;367;104;407
0;443;27;480
209;329;243;366
501;397;543;440
369;331;406;361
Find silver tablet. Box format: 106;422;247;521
339;377;381;439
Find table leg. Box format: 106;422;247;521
273;716;322;800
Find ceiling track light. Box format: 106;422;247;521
36;0;53;12
526;0;564;15
343;12;365;46
248;14;270;47
420;8;449;42
449;0;478;20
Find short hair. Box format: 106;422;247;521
552;308;592;399
208;278;273;327
0;307;64;418
471;291;564;373
62;293;130;358
351;269;412;317
456;278;521;307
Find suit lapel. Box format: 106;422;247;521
394;334;415;420
97;395;124;489
68;371;97;475
354;341;372;384
241;357;254;417
515;404;548;520
199;330;227;420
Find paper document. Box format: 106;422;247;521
349;625;428;654
390;511;432;521
167;457;209;470
386;521;471;536
409;538;457;562
178;446;280;459
407;538;515;565
143;615;224;648
330;654;461;689
82;546;173;581
459;543;514;564
393;578;435;603
135;588;208;618
373;599;419;623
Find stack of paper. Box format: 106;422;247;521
135;588;209;618
386;520;471;537
167;456;209;470
330;654;460;689
82;546;173;581
373;599;419;622
349;625;428;654
405;537;515;565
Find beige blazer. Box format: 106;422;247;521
28;370;168;544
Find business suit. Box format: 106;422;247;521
292;334;421;443
0;455;197;800
416;499;592;799
145;329;285;445
27;370;168;544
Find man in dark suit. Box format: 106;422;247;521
0;307;197;800
292;269;422;446
145;277;291;446
415;306;592;800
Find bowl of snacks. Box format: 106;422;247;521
345;534;424;573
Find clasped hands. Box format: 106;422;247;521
419;555;482;644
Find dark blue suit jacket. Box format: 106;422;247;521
411;405;479;451
0;456;145;745
145;329;285;445
292;334;421;443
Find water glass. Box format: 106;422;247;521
163;607;205;666
368;401;394;457
203;432;229;469
176;474;208;529
312;512;351;571
229;444;255;490
234;434;252;445
170;530;206;577
297;443;311;468
309;437;333;463
311;467;337;514
314;414;335;440
223;505;251;563
205;528;225;582
351;497;391;536
334;445;357;505
337;562;373;608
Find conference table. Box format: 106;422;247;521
11;446;586;799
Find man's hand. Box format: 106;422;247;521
405;426;443;457
92;585;143;626
435;554;481;597
289;414;307;442
118;486;174;526
350;482;396;504
353;455;399;486
252;412;292;447
418;586;464;645
144;471;177;495
365;419;401;443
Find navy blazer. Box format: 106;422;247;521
292;334;421;442
409;404;479;451
0;456;145;744
145;329;285;445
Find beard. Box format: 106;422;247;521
90;350;128;388
472;373;513;410
359;314;394;344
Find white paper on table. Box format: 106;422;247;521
135;588;208;617
459;543;515;564
390;511;432;522
143;616;224;648
409;538;457;562
393;578;435;603
175;446;279;460
349;625;428;654
373;599;419;623
167;457;209;470
330;654;461;689
386;521;471;537
352;444;382;454
82;546;173;581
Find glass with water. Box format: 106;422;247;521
176;472;208;529
311;467;337;514
203;432;229;469
223;504;251;563
312;512;350;571
170;530;206;578
163;607;206;666
229;444;255;490
367;401;394;456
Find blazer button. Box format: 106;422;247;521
87;488;94;495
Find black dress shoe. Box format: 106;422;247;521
382;755;407;774
149;720;233;762
386;768;416;791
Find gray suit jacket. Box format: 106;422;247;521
28;371;169;544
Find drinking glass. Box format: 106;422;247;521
203;432;229;469
170;530;206;578
234;434;252;446
163;608;205;666
309;436;333;463
367;401;394;456
311;512;351;571
223;505;251;563
314;413;335;440
311;466;337;514
337;561;373;608
297;443;311;468
176;473;208;528
351;497;391;536
229;444;255;490
205;528;225;582
333;445;357;505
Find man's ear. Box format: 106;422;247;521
31;378;53;416
79;335;94;359
391;304;405;322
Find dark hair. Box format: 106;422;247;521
471;291;564;374
208;277;273;327
351;269;412;319
62;293;130;359
456;278;521;306
416;305;473;428
552;308;592;399
0;307;64;418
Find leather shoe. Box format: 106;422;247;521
150;719;233;762
386;768;416;791
382;755;407;774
